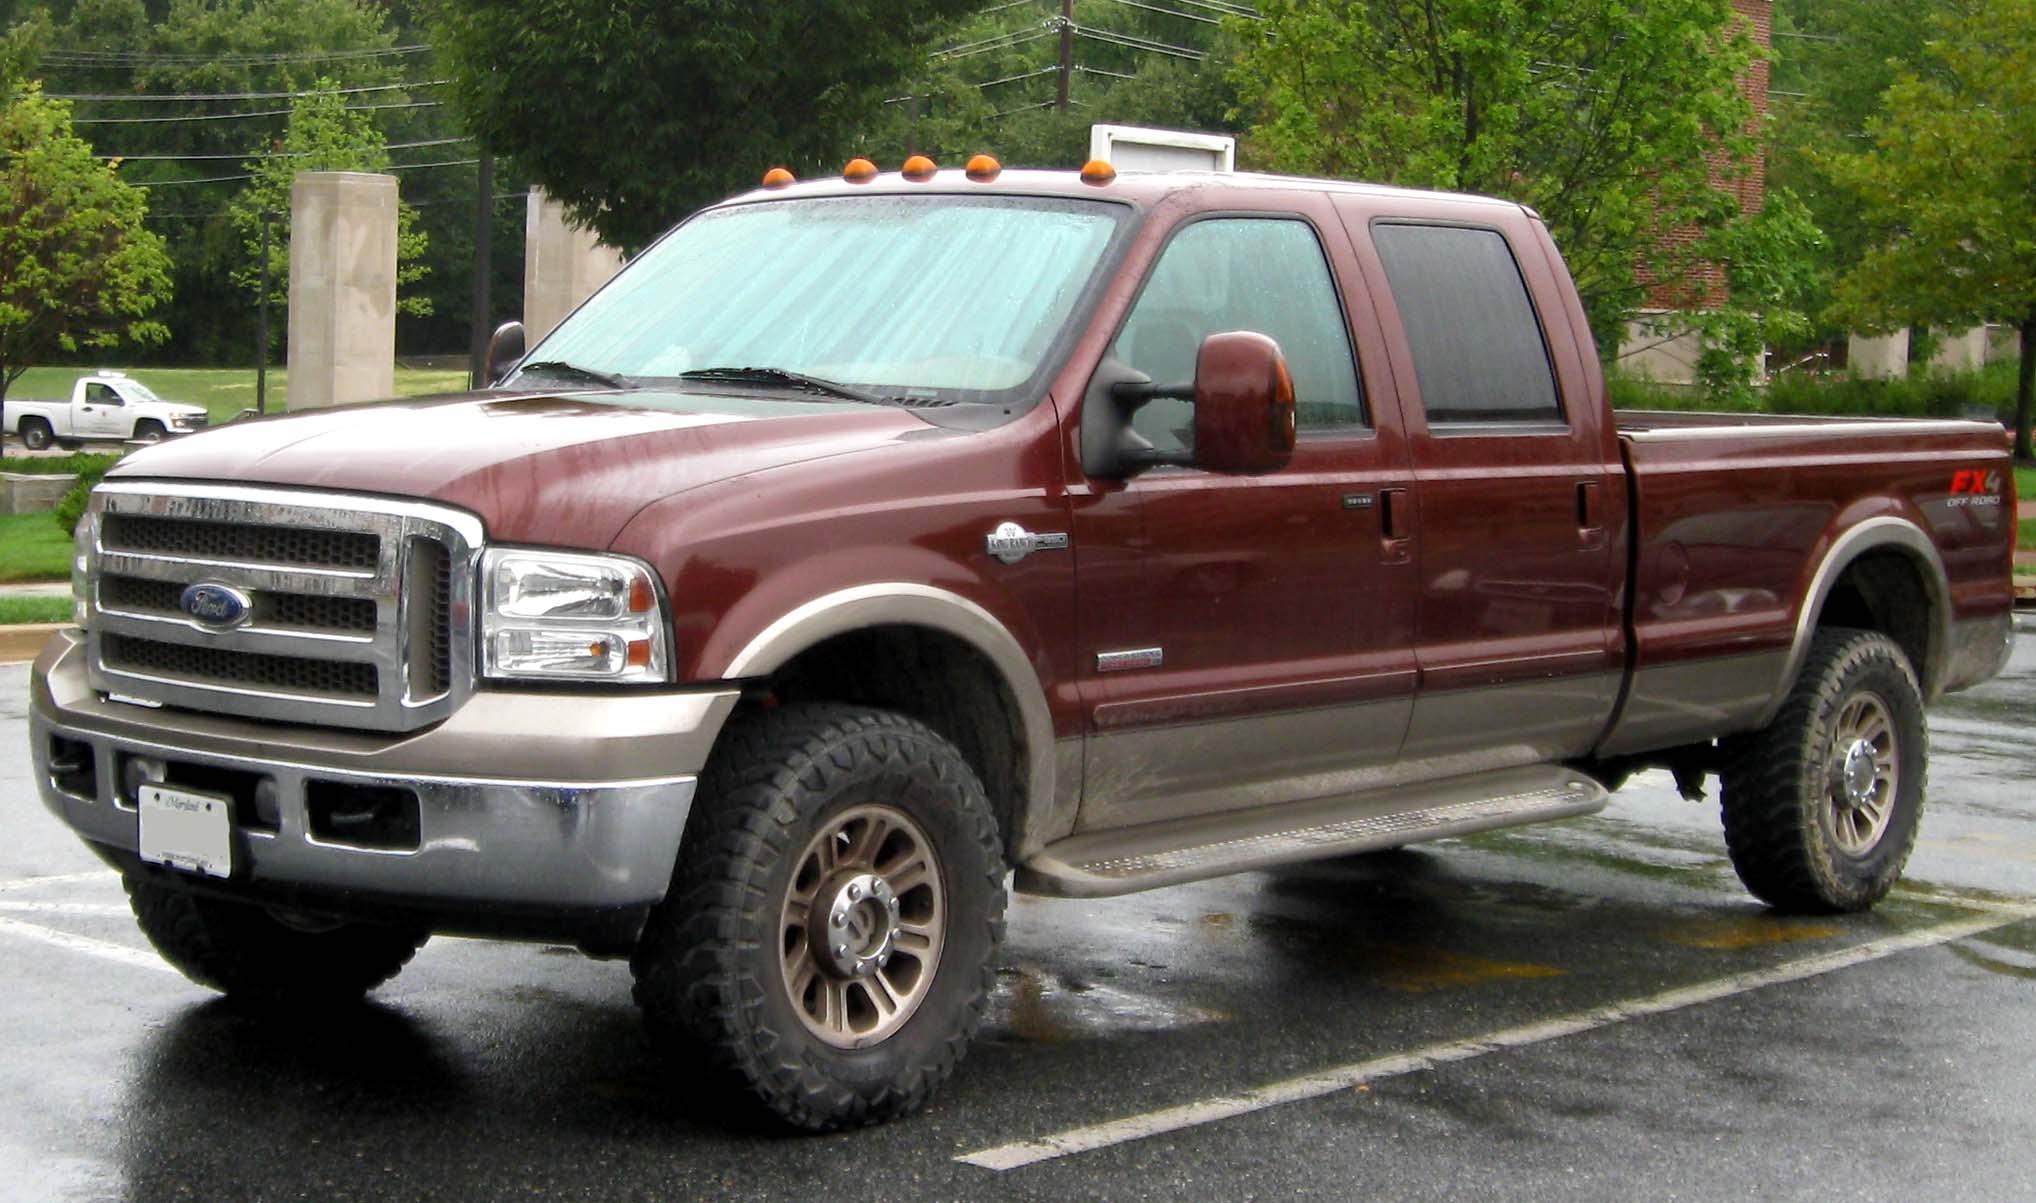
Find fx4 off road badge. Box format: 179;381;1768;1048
986;521;1070;565
1946;469;2002;508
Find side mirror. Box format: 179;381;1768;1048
1081;330;1297;477
483;320;526;387
1188;331;1297;474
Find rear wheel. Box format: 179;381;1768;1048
132;419;166;443
19;418;53;450
126;875;427;1007
1718;628;1926;913
631;703;1006;1130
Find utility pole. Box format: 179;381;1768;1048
256;214;273;415
468;152;494;388
1057;0;1073;112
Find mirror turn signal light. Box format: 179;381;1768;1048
843;157;879;183
965;154;1002;182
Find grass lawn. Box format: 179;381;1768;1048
0;595;69;625
9;365;472;427
0;512;73;583
2016;466;2036;505
2021;517;2036;552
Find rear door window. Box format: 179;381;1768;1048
1371;223;1561;425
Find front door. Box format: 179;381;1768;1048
1069;204;1419;832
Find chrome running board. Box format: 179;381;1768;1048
1017;765;1608;898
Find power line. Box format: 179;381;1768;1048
74;99;443;125
101;136;470;162
42;79;449;103
1094;0;1221;25
1072;25;1205;60
39;44;431;65
135;157;480;188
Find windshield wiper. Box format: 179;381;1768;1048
676;366;879;403
514;360;633;390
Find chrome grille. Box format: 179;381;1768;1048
85;483;482;733
101;513;380;570
101;573;379;634
102;633;379;699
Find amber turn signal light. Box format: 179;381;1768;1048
761;166;795;188
901;155;937;181
965;154;1002;182
843;157;879;183
1080;158;1117;185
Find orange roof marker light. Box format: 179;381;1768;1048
761;166;796;189
1080;158;1117;185
901;154;938;182
965;154;1002;182
843;157;879;183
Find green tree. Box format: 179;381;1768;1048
426;0;989;250
0;86;173;455
1824;0;2036;457
1229;0;1775;352
226;78;431;349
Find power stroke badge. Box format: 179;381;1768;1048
985;522;1070;565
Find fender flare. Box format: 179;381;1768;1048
723;583;1061;853
1758;516;1951;726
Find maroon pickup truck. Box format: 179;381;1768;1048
29;163;2016;1129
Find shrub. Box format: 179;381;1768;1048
53;460;114;536
0;451;121;476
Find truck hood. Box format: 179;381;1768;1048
108;390;939;547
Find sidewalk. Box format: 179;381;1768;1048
0;582;69;599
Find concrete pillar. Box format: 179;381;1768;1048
1930;326;1988;373
524;189;626;343
286;172;397;411
1848;330;1909;380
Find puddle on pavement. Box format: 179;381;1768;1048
984;966;1230;1044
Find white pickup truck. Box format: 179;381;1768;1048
5;372;209;449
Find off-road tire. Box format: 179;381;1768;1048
1718;627;1926;913
126;875;427;1007
132;419;166;443
631;703;1007;1131
19;418;53;451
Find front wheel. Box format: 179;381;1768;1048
631;704;1006;1130
132;419;166;443
1718;628;1926;913
126;875;427;1007
19;418;53;450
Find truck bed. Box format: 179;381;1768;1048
1594;410;2015;758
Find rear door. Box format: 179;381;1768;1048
1069;197;1420;831
1335;206;1625;772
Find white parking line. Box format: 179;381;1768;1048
0;915;176;976
958;905;2036;1172
0;900;128;916
0;871;117;894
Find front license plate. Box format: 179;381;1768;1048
138;784;232;878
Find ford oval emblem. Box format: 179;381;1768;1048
179;582;253;630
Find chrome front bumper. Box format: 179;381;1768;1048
30;630;740;943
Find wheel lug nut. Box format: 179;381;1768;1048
830;909;847;928
848;883;862;901
835;944;851;959
888;897;900;914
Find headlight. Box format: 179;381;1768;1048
479;548;670;683
71;509;95;629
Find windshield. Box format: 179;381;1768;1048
115;379;162;404
518;194;1128;402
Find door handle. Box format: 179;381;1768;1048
1576;481;1605;549
1380;487;1412;564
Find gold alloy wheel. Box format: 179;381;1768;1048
779;803;946;1049
1828;691;1900;856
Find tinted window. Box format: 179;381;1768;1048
1371;223;1560;424
1112;218;1364;454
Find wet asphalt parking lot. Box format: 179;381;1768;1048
3;635;2034;1202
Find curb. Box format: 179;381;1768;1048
0;624;63;665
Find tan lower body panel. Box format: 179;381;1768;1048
1017;763;1607;898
